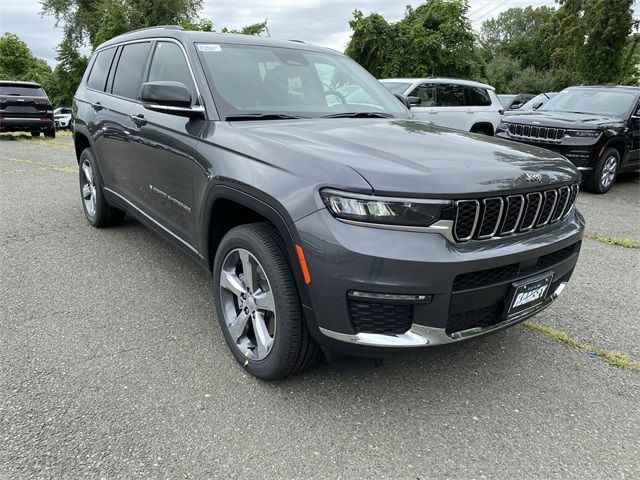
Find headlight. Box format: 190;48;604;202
320;189;451;227
498;121;509;131
564;129;600;138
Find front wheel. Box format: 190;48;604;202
78;148;125;227
583;147;619;194
212;223;320;380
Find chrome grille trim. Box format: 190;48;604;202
536;190;558;227
507;123;565;144
499;195;525;236
550;186;571;223
477;197;504;239
519;192;543;232
563;184;579;219
454;200;480;242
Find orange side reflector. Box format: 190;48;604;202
295;244;311;285
599;146;605;157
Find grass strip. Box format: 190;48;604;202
1;156;77;174
585;233;640;249
523;321;640;373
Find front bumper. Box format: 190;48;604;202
295;207;585;355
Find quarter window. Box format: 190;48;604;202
436;84;464;107
148;42;196;100
111;42;152;100
464;86;491;107
87;48;116;91
409;84;436;106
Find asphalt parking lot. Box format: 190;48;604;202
1;132;639;479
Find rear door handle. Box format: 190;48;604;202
91;102;103;112
129;114;147;126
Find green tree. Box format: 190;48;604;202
346;0;482;79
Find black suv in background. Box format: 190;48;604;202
496;85;640;193
73;27;584;379
0;81;55;138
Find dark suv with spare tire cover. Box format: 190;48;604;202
496;85;640;194
0;81;55;138
72;26;585;379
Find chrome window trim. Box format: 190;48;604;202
499;194;525;236
477;197;504;239
454;199;480;242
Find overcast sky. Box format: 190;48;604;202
0;0;636;66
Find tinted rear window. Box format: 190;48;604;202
436;84;464;107
87;48;116;91
0;84;45;96
465;86;491;106
112;42;152;100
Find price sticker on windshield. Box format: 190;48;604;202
197;44;222;52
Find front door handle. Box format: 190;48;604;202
129;114;147;126
91;102;103;112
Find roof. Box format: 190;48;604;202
0;80;42;87
379;77;495;90
96;25;338;55
567;84;640;92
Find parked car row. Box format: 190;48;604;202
0;80;56;137
380;77;640;193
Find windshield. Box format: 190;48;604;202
381;82;412;95
541;89;637;117
197;43;408;120
0;84;45;96
520;93;555;110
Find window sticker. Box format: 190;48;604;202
197;44;222;52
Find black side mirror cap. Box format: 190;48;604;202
393;93;411;108
140;81;203;117
407;96;422;107
532;102;543;110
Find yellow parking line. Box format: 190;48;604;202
0;157;77;174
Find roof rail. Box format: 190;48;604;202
128;25;185;34
287;39;306;43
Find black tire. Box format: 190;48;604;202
44;128;55;138
31;131;40;137
78;148;126;227
212;223;321;380
582;147;620;194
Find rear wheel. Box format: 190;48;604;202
583;147;619;194
31;131;40;137
78;148;125;227
213;223;320;380
44;128;55;138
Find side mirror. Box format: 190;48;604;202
407;96;422;107
140;81;203;117
393;93;411;108
532;102;543;110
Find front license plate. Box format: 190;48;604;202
505;272;554;318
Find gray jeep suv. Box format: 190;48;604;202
73;26;584;379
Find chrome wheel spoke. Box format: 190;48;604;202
239;250;256;292
220;269;246;298
252;313;273;358
82;163;93;184
228;310;250;341
82;184;92;199
254;289;275;313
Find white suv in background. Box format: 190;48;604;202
381;78;503;135
54;107;72;129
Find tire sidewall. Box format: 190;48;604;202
596;148;619;193
212;226;301;379
79;148;108;226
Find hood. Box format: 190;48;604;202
503;111;624;129
230;118;579;197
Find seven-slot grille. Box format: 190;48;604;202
453;184;578;242
507;123;565;144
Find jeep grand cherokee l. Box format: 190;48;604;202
72;27;584;379
0;81;55;137
497;85;640;193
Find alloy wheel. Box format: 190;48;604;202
600;155;618;190
219;248;276;361
81;159;97;218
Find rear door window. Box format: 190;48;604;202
464;86;491;107
436;84;464;107
87;48;116;91
111;42;152;100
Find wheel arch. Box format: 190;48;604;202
470;122;495;136
201;185;312;307
602;138;627;166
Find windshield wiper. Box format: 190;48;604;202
225;113;306;121
321;112;394;119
